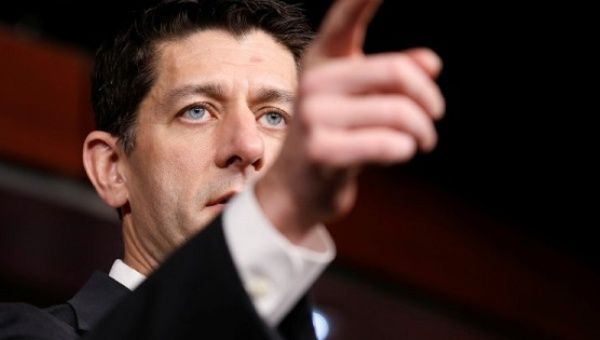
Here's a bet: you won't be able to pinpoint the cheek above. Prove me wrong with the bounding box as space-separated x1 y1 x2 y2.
168 132 216 175
127 154 177 211
127 133 203 204
145 133 217 212
148 124 215 169
126 140 215 232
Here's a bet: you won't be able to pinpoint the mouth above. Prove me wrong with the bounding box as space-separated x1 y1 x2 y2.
206 191 238 207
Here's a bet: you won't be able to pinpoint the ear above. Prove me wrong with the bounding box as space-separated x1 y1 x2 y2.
83 131 129 208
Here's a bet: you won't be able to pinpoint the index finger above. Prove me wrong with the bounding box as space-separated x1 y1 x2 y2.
309 0 383 61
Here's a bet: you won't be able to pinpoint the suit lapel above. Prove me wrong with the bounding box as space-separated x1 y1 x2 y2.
68 271 130 333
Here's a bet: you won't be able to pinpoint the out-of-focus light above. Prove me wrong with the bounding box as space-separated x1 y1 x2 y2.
312 309 330 340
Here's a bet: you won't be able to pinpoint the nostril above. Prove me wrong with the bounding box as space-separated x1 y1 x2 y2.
225 155 243 168
224 155 263 171
252 158 264 171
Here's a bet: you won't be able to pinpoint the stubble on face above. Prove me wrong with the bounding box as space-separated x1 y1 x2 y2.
119 29 298 273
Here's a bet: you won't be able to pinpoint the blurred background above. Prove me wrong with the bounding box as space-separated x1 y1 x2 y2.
0 1 598 339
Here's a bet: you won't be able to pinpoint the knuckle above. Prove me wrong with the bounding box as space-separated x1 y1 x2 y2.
388 56 412 80
390 97 412 121
299 70 322 95
389 56 423 95
305 132 327 163
297 97 321 127
372 138 396 160
376 142 396 160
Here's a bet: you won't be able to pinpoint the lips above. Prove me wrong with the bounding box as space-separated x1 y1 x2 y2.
206 191 239 207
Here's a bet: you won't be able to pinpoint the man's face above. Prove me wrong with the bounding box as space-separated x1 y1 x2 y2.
121 29 297 264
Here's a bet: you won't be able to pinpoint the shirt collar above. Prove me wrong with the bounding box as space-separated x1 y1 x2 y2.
108 259 147 291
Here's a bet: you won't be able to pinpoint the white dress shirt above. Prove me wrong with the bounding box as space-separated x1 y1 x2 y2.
109 182 335 328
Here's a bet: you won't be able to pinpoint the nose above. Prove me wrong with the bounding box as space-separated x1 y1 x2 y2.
214 106 264 172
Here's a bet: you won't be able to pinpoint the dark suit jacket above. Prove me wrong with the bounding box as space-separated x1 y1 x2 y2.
0 216 317 339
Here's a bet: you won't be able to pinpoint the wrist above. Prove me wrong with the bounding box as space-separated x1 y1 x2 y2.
254 172 317 245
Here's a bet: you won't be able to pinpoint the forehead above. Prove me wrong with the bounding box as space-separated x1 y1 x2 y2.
152 29 298 94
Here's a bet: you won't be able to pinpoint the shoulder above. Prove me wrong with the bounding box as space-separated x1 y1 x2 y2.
0 302 78 340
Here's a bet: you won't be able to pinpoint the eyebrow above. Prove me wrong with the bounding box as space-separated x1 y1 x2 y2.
253 88 296 105
164 83 296 108
165 83 226 106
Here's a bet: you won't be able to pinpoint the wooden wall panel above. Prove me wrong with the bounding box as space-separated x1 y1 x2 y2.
330 173 600 338
0 28 94 177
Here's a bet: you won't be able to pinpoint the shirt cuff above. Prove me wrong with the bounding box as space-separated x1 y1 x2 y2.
222 180 336 327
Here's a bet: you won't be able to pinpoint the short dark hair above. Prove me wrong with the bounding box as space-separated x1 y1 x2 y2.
91 0 313 153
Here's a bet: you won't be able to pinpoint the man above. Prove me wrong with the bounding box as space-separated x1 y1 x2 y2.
0 0 444 339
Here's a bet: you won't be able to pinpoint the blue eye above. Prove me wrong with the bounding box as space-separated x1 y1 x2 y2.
184 105 207 120
260 111 286 129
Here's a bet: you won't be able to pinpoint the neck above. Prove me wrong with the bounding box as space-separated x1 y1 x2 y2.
121 215 159 276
